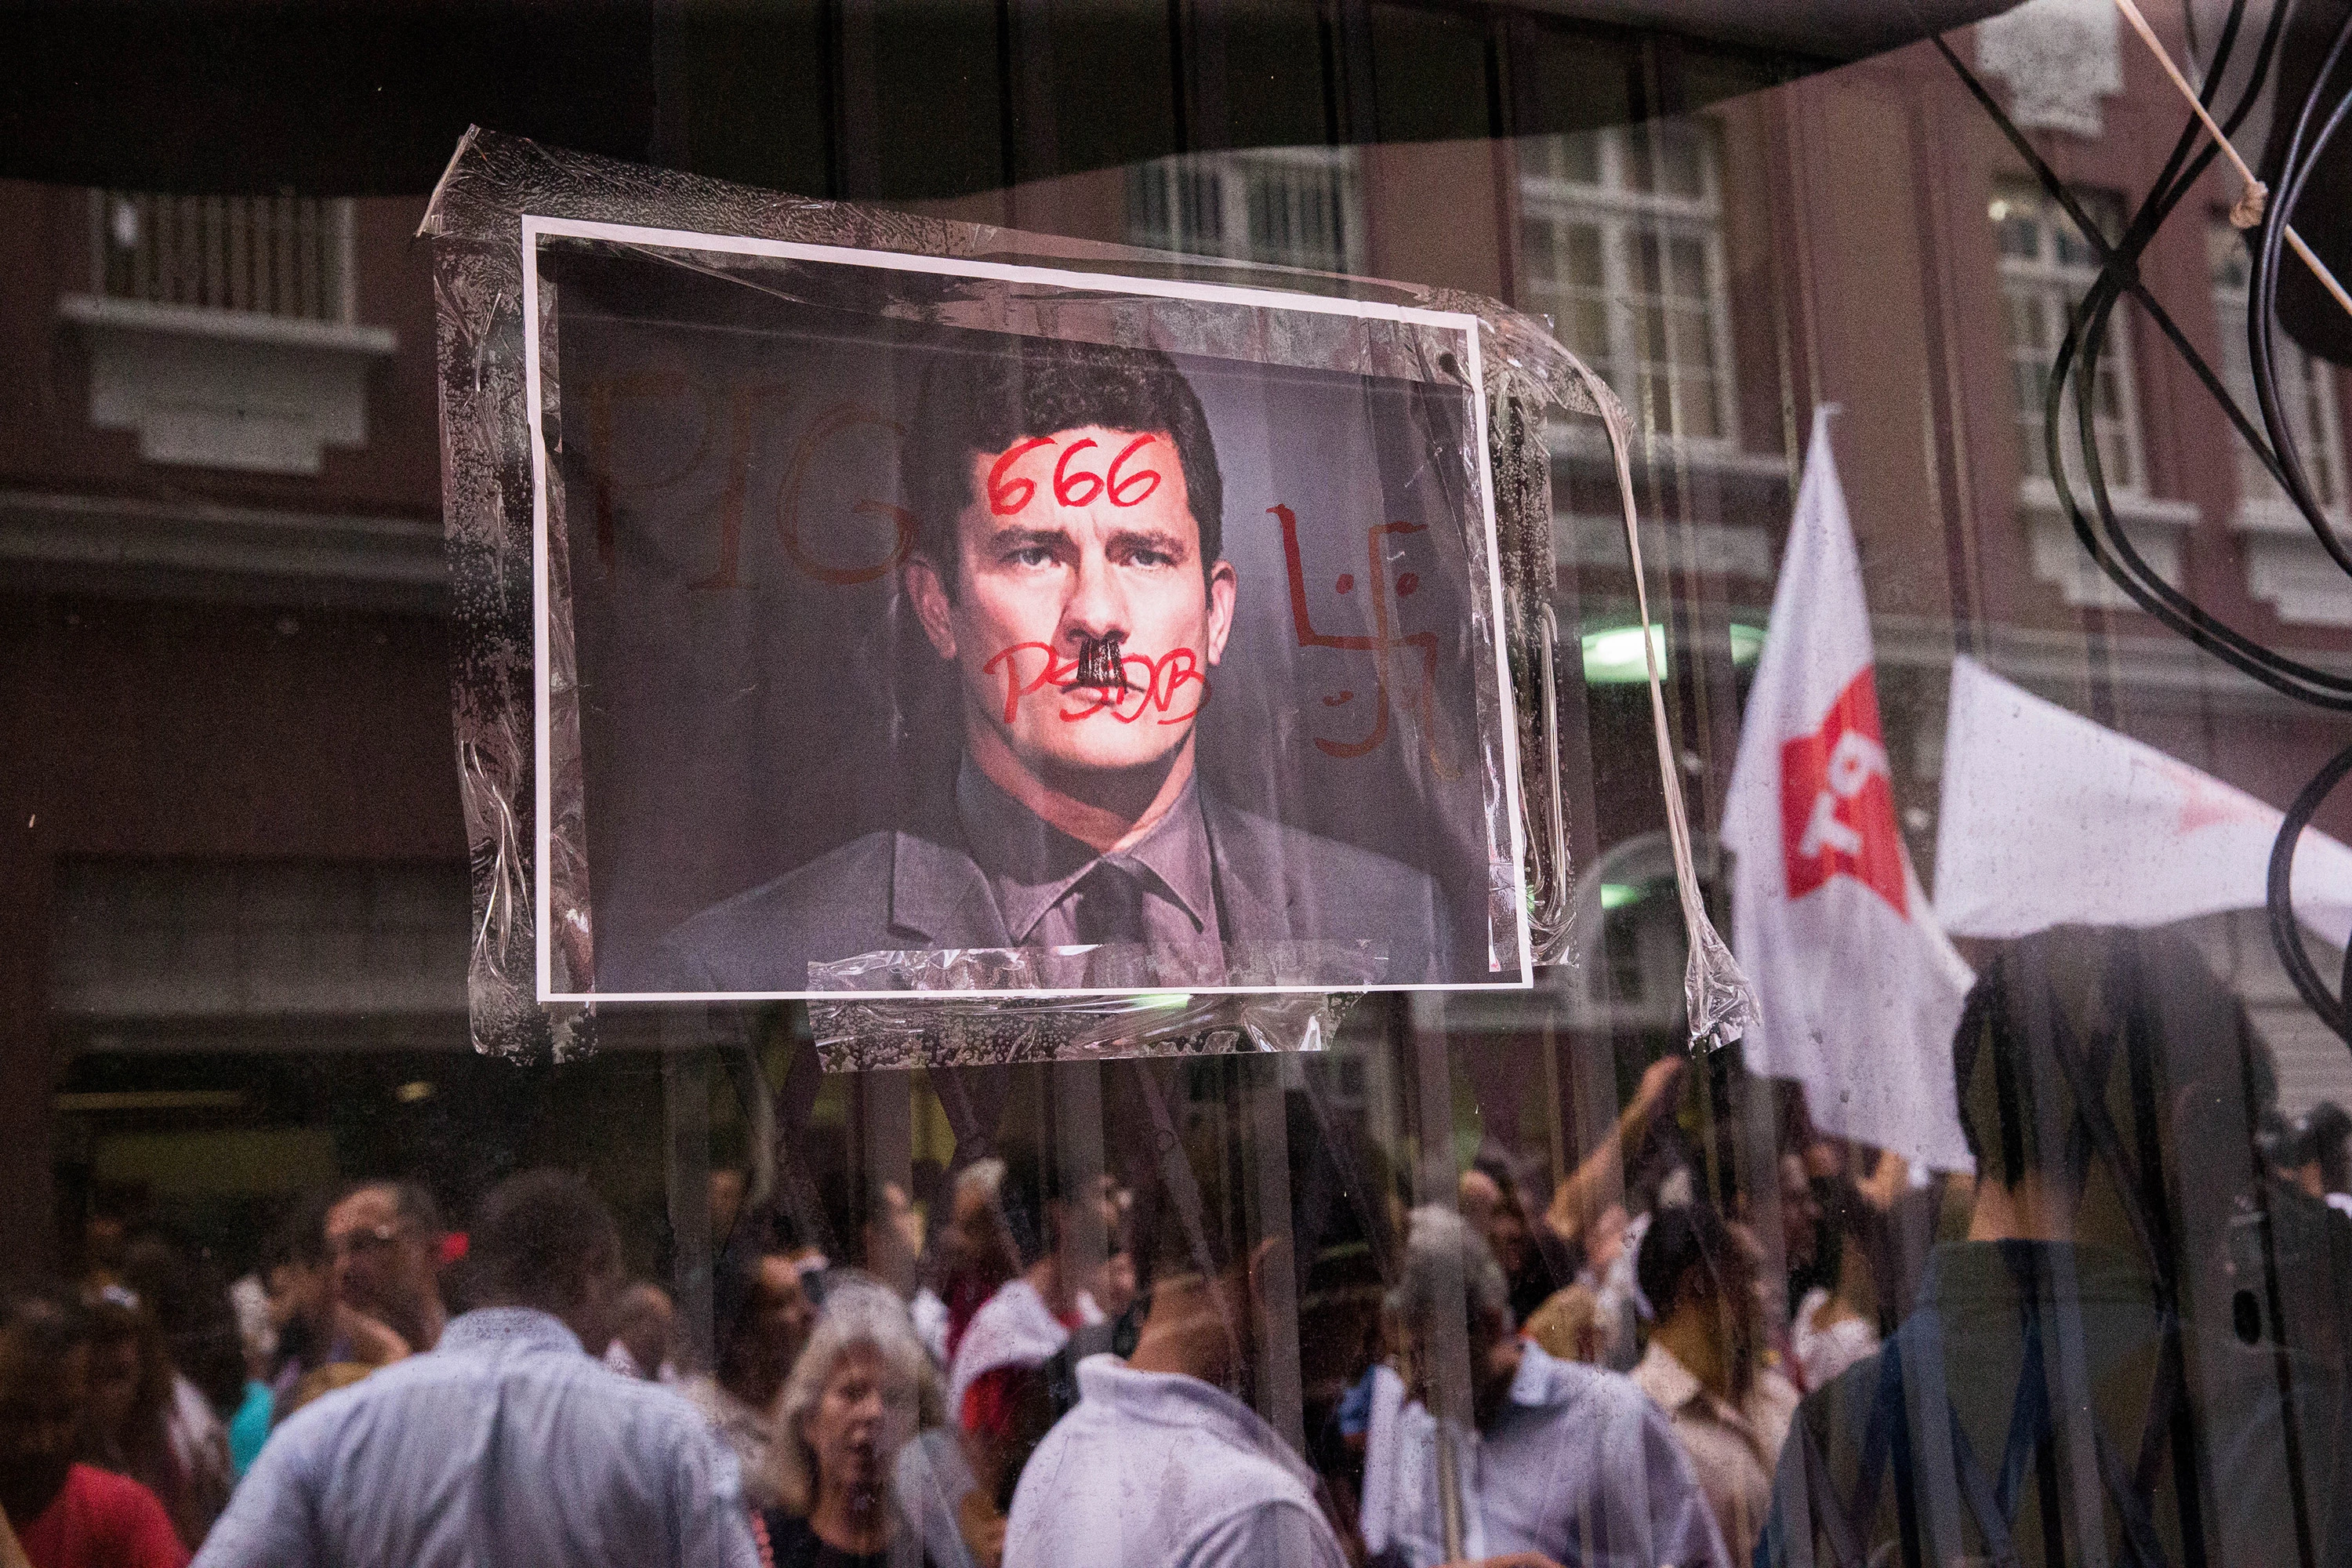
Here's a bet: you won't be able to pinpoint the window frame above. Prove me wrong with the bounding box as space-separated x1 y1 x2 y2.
1991 180 2150 499
1516 119 1742 452
1125 146 1367 276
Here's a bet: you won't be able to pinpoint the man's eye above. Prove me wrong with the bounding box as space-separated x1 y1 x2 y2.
1006 546 1057 568
1123 547 1173 568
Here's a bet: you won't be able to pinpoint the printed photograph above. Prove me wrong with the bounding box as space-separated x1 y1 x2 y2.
532 229 1527 996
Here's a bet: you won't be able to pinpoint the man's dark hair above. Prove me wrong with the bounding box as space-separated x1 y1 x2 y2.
0 1283 86 1359
1125 1068 1352 1308
467 1170 620 1308
1951 926 2165 1195
263 1190 336 1273
906 335 1225 596
1636 1200 1743 1318
342 1178 444 1238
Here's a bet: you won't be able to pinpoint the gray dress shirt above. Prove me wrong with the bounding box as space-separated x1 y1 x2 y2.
1383 1342 1731 1568
1003 1354 1349 1568
956 760 1225 957
192 1307 760 1568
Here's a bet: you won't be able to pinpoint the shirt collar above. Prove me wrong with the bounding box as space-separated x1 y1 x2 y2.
1632 1340 1705 1413
954 757 1216 941
1506 1338 1560 1407
1073 1356 1322 1494
437 1307 583 1359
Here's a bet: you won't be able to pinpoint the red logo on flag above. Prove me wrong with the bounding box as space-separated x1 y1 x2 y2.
1780 668 1907 914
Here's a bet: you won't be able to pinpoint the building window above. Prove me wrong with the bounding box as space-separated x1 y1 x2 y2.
1127 147 1364 274
1517 121 1737 446
1991 181 2145 492
2209 219 2347 516
91 191 354 323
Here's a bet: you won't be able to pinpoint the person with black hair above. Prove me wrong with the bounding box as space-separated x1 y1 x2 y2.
1757 925 2316 1568
1 1284 187 1568
647 334 1455 992
1001 1066 1351 1568
1629 1201 1797 1568
939 1145 1115 1568
323 1181 448 1353
195 1169 760 1568
259 1191 408 1414
684 1228 819 1515
2288 1099 2352 1218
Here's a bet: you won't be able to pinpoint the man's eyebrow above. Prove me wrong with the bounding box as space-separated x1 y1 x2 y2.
1106 526 1192 559
982 524 1073 552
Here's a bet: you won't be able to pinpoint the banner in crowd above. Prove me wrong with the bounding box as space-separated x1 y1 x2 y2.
1935 655 2352 948
1725 407 1976 1173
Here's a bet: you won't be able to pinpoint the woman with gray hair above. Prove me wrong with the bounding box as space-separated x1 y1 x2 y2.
758 1275 947 1568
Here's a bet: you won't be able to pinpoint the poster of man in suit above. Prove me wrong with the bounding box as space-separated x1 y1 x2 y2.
530 224 1529 998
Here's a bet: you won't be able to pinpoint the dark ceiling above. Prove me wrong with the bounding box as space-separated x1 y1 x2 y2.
0 0 2018 198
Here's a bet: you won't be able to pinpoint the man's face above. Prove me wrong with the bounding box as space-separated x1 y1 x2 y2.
328 1188 433 1324
1780 1155 1821 1272
908 426 1237 786
863 1182 924 1295
85 1334 142 1432
1397 1304 1520 1434
266 1258 331 1334
752 1256 815 1383
566 1252 626 1359
0 1331 85 1523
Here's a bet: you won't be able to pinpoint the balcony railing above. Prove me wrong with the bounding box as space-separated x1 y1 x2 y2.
93 191 351 323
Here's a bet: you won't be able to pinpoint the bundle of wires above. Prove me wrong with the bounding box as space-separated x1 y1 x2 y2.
1933 0 2352 1044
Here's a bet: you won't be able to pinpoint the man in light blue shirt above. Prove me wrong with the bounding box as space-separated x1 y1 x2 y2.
1004 1081 1352 1568
1373 1207 1730 1568
195 1170 760 1568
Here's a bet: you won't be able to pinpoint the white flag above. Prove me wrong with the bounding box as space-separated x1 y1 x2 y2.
1934 655 2352 947
1724 408 1977 1172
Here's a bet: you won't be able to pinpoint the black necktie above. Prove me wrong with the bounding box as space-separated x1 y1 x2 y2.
1067 860 1147 945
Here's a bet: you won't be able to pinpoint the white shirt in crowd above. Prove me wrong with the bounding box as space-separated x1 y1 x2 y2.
1791 1287 1879 1392
911 1285 952 1368
1630 1340 1798 1568
1003 1355 1348 1568
1374 1341 1730 1568
946 1277 1102 1417
601 1339 678 1384
194 1307 758 1568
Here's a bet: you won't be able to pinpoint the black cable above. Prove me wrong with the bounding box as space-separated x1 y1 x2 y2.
2267 740 2352 1040
1934 29 2352 708
1935 12 2352 1045
2250 3 2352 580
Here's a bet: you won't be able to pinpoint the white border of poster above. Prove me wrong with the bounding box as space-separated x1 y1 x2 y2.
521 214 1531 1002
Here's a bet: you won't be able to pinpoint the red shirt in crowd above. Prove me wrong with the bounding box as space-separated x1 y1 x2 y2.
15 1464 189 1568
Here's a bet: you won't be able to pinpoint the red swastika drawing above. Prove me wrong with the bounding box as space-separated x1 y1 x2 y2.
1779 667 1907 915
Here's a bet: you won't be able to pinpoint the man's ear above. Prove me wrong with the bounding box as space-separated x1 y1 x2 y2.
1203 559 1238 666
904 554 959 661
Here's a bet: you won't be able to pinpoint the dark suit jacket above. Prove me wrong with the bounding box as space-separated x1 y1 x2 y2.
633 780 1465 991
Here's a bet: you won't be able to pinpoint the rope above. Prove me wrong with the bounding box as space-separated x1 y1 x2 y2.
2111 0 2352 319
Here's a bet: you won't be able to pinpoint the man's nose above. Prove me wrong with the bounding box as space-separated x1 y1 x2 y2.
1058 550 1130 648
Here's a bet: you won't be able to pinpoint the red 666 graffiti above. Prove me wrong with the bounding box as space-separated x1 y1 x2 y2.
986 434 1163 514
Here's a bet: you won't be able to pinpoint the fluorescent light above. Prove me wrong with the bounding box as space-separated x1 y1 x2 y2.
1581 623 1667 684
1580 621 1766 683
1599 882 1643 909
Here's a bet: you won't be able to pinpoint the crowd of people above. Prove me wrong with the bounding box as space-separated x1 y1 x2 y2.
6 928 2352 1568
